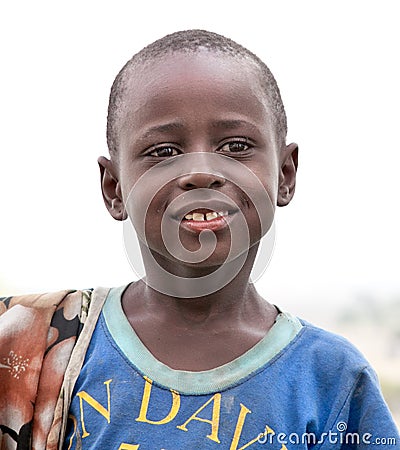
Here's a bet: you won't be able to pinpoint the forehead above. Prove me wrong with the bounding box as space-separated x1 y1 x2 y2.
119 51 272 147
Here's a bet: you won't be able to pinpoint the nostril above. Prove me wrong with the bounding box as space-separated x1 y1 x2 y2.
210 178 224 188
178 172 226 190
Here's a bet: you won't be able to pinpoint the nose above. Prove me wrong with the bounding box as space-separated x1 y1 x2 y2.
177 171 226 190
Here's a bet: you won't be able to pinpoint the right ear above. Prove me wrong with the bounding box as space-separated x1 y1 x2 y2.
97 156 127 221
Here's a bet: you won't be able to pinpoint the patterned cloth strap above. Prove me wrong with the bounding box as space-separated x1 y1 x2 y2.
0 287 110 450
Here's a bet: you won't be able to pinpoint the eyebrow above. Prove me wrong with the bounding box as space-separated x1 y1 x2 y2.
210 119 259 132
138 122 185 141
138 119 259 141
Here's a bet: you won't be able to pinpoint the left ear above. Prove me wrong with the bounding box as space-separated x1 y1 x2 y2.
277 142 298 207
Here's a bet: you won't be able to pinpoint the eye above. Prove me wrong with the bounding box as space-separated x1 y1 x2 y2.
148 146 180 157
218 140 252 154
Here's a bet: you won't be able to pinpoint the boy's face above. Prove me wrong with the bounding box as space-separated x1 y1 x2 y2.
100 51 297 269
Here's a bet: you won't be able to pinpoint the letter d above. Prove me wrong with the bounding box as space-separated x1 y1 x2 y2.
136 376 180 425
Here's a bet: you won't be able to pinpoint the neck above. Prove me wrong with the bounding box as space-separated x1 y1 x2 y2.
125 243 269 327
121 242 278 370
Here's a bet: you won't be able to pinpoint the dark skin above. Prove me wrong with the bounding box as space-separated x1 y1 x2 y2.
98 51 298 371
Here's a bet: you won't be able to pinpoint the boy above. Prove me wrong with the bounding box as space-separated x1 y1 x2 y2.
0 30 398 449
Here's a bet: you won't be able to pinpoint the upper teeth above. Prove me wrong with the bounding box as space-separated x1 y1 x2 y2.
184 211 228 221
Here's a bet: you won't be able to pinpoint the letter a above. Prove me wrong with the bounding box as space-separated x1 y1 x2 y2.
118 444 140 449
176 393 221 443
230 405 276 450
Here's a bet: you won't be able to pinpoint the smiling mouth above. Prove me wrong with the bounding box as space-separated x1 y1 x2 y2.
178 208 236 233
168 197 239 233
182 209 229 222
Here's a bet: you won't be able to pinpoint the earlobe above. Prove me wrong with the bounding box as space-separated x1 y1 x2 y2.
277 142 298 207
98 156 127 221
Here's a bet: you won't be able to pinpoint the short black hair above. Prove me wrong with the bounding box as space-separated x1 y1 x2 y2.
107 29 287 156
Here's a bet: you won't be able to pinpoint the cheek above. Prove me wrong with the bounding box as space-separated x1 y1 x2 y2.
124 178 171 242
235 170 277 239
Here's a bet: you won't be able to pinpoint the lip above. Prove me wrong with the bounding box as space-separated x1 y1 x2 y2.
169 198 239 221
179 211 236 233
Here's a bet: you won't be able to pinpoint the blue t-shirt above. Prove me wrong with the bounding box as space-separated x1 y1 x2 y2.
63 286 399 449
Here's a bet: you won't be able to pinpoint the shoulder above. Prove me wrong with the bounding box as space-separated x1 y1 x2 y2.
0 287 111 381
0 287 116 329
291 319 400 440
0 289 99 351
0 288 94 319
298 318 369 361
290 318 372 380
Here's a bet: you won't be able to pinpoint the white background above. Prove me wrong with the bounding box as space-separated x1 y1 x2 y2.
1 0 399 318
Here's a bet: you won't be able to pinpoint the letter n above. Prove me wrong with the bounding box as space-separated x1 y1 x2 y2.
76 379 112 438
